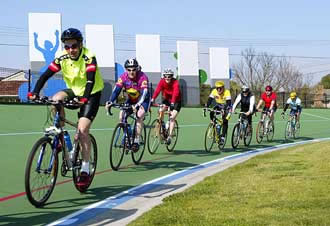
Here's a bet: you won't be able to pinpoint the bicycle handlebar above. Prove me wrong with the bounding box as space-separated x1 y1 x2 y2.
203 108 224 117
31 96 82 108
107 103 132 116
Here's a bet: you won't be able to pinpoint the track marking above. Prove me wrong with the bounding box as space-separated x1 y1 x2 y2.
302 112 330 120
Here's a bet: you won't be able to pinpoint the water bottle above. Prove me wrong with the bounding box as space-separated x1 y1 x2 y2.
64 131 73 151
216 124 221 135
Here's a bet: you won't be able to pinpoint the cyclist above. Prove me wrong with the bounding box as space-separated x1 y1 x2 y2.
150 68 181 145
205 80 232 143
106 58 150 151
256 85 277 123
28 28 104 188
281 92 302 123
231 85 255 132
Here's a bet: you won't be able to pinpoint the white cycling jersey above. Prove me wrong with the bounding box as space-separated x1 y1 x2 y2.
286 97 301 110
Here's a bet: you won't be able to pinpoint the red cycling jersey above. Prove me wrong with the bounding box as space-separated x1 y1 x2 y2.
261 92 277 108
152 78 181 103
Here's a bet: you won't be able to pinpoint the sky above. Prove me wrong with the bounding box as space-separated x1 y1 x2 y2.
1 0 330 83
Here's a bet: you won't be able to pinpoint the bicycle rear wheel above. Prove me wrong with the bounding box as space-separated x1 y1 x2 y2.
109 124 125 171
147 119 161 154
294 121 300 138
231 123 240 149
25 136 58 207
132 126 146 164
72 134 98 193
166 120 179 152
244 126 253 146
266 120 275 142
204 123 215 152
256 121 264 144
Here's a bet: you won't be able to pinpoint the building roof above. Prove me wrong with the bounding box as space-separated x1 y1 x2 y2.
0 67 28 81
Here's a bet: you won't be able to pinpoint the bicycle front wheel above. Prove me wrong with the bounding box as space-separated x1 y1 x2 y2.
132 126 146 164
266 120 275 142
231 123 240 149
72 134 98 193
166 120 179 152
294 121 300 138
109 124 125 171
256 121 264 144
204 123 215 152
25 136 58 207
147 119 161 154
285 121 291 140
244 126 253 146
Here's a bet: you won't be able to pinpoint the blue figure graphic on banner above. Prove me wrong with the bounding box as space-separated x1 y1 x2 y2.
19 29 66 101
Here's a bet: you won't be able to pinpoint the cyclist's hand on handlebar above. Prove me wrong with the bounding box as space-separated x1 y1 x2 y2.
78 97 88 104
133 103 140 112
27 92 38 101
170 103 175 111
105 101 113 114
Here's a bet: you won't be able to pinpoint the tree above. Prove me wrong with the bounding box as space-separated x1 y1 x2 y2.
320 74 330 89
232 48 306 92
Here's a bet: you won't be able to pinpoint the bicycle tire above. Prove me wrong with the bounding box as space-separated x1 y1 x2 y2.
132 126 146 164
285 120 291 140
231 123 240 149
266 120 275 142
294 121 300 139
218 130 227 150
72 134 98 193
244 126 253 146
25 136 58 207
147 119 161 154
109 124 125 171
256 121 264 144
166 120 179 152
204 123 215 152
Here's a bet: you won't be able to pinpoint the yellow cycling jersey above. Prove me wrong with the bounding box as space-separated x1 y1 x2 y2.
54 47 104 96
209 89 231 104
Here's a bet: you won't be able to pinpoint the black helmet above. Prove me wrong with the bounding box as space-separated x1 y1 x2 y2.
124 58 139 68
241 85 250 93
61 28 83 42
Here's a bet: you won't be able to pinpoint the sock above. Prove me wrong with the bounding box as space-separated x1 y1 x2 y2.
81 161 90 174
134 137 140 143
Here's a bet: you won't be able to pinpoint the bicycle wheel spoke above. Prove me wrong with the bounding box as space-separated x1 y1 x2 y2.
204 123 215 152
109 125 125 171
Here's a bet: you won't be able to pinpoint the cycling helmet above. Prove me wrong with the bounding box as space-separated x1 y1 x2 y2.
290 92 297 99
162 68 174 78
124 58 139 68
265 85 273 91
61 28 83 42
241 85 250 93
215 81 225 88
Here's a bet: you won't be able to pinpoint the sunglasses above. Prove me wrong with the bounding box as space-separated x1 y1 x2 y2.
164 75 173 78
64 43 79 50
127 68 137 72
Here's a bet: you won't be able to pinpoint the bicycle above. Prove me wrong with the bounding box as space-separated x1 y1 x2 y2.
283 112 300 139
203 108 227 152
108 103 146 171
24 97 97 207
231 112 253 149
256 110 275 143
147 103 179 154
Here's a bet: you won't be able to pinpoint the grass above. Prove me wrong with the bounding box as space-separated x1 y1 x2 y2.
129 141 330 226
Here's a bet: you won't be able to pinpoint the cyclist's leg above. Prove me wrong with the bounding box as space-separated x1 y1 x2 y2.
221 108 228 138
247 114 252 132
135 98 149 143
78 91 101 174
51 89 72 127
168 102 181 137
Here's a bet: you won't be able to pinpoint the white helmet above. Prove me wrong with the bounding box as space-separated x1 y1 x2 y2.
162 68 175 79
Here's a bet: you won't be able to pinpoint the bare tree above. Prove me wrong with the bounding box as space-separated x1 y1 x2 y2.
232 48 305 92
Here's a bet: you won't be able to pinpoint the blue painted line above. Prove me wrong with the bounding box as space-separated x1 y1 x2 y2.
48 137 330 226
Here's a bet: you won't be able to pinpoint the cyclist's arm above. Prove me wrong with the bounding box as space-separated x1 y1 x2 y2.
248 95 255 114
225 99 232 110
297 98 302 112
136 88 148 106
171 80 180 104
256 99 263 109
206 96 214 108
32 60 60 95
231 94 241 112
82 57 97 99
269 100 275 111
151 79 163 100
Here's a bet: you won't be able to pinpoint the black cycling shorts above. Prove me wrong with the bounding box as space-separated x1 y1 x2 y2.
162 99 182 112
62 89 101 121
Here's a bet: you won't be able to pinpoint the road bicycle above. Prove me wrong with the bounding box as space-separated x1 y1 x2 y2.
203 108 227 152
283 112 300 139
231 112 253 149
108 103 146 171
147 103 179 154
256 110 275 143
24 97 97 207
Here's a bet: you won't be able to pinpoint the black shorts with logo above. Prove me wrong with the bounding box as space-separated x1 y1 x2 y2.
63 89 101 121
162 99 182 112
